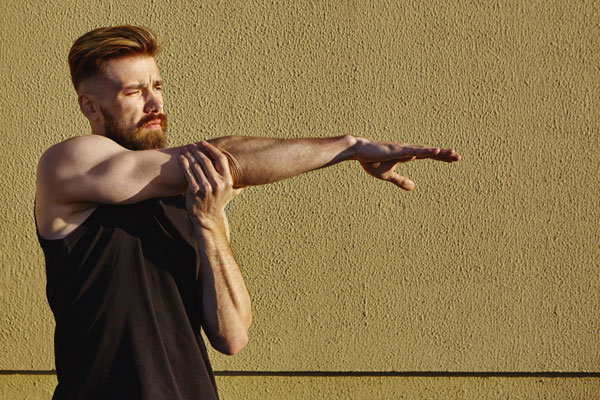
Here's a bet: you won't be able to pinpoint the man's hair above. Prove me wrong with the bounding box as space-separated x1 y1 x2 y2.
68 25 159 91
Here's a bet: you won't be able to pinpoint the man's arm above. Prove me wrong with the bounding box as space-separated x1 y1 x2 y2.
36 134 459 236
36 134 190 238
207 135 460 190
38 133 458 205
179 144 251 355
36 135 187 206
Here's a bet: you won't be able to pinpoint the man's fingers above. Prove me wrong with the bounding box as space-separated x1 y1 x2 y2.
231 187 244 197
188 144 224 189
178 154 200 193
401 146 440 158
408 151 461 163
397 156 417 164
183 150 212 194
413 148 460 162
435 148 461 162
389 173 415 191
197 141 231 178
397 144 460 162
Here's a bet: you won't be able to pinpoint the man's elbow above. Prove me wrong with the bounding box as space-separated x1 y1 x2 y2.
212 333 249 356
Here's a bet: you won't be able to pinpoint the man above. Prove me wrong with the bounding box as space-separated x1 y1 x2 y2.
35 25 460 399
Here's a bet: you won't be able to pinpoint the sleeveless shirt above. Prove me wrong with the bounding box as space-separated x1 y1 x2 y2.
36 196 219 400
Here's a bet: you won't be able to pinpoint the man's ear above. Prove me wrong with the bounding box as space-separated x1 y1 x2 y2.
78 93 101 122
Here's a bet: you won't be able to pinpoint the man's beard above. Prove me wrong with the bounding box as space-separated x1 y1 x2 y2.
101 108 168 150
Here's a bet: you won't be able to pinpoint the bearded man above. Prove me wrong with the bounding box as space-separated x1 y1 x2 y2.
35 25 460 399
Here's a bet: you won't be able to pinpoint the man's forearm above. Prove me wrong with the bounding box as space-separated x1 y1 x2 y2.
195 223 252 356
207 135 357 187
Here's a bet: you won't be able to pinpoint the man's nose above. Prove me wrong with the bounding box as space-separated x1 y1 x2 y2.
144 91 163 114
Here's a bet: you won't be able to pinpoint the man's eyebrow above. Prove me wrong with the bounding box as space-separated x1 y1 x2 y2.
121 80 164 90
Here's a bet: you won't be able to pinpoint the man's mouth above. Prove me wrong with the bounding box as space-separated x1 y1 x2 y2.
144 119 162 129
138 114 167 133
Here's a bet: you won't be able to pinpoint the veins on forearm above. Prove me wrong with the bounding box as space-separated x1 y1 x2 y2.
208 135 358 188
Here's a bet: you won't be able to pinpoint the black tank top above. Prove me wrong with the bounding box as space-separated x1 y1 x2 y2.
36 196 219 400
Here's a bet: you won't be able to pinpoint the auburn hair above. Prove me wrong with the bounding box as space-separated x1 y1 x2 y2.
68 25 159 91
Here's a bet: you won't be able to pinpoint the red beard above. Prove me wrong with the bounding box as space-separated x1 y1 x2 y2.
102 108 168 150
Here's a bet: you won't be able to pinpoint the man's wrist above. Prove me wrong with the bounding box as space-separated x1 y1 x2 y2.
342 134 365 161
192 217 227 238
332 134 356 161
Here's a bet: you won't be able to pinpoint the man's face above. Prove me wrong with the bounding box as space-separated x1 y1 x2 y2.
94 56 168 150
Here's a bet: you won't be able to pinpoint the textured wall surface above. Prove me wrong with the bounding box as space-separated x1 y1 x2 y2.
1 0 598 398
1 374 600 400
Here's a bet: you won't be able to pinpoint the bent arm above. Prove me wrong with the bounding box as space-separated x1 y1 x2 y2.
179 146 251 355
194 222 251 355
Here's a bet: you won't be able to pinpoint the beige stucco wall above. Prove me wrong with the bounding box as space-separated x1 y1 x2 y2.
1 0 598 398
2 374 600 400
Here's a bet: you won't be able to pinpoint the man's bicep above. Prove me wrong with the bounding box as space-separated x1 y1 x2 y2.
40 136 186 205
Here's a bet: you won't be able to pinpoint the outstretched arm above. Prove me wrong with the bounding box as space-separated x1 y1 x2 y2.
36 134 459 237
179 143 251 355
208 135 460 190
39 134 458 206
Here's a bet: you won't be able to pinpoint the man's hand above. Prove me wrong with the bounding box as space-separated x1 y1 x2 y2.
179 141 243 233
179 141 251 355
353 137 461 191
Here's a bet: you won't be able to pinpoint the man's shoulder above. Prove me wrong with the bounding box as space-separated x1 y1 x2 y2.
38 135 126 177
41 135 119 163
35 136 128 239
